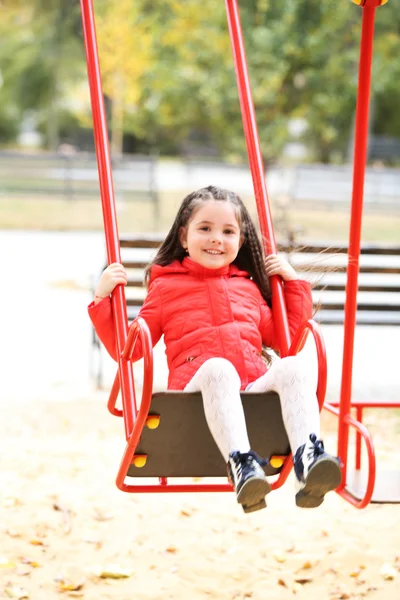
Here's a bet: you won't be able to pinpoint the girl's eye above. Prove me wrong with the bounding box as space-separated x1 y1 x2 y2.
200 226 210 231
224 230 235 235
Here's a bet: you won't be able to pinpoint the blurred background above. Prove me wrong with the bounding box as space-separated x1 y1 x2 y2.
0 7 399 599
0 0 399 403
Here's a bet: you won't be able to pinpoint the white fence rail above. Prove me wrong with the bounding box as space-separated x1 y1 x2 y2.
0 151 399 210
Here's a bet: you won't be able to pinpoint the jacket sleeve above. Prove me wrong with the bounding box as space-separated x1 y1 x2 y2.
259 279 313 351
88 280 163 362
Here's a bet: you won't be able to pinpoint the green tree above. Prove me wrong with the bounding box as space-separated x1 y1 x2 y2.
94 0 153 155
0 0 84 150
1 0 399 163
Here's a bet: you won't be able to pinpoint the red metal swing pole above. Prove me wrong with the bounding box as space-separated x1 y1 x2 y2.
80 0 137 437
225 0 291 356
337 1 382 505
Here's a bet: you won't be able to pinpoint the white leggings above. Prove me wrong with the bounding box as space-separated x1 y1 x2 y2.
184 355 320 462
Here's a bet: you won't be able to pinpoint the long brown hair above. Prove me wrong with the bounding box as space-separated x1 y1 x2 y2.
145 185 271 306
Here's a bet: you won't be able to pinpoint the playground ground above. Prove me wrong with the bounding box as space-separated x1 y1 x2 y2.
1 396 399 600
0 230 399 599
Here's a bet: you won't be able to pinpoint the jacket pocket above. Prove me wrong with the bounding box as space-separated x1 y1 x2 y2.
171 348 202 370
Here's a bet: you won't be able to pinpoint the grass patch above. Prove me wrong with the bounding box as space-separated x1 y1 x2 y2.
1 193 400 243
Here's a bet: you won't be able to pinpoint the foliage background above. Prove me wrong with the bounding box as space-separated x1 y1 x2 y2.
0 0 399 163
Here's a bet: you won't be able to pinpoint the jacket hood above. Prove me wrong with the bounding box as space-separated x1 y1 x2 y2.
149 257 250 284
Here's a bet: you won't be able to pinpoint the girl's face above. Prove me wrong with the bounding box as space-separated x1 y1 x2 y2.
179 200 242 269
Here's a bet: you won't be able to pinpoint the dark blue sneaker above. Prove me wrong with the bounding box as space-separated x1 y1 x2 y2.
227 450 271 514
293 434 342 508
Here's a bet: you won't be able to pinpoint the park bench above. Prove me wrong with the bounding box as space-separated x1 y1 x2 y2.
103 234 400 327
91 235 400 381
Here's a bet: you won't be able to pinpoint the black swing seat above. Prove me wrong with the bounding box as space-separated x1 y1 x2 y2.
127 391 290 479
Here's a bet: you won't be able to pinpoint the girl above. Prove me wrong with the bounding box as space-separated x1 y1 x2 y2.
89 185 341 514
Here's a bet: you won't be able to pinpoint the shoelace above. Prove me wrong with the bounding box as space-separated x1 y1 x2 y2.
233 450 269 469
307 433 325 460
246 450 269 467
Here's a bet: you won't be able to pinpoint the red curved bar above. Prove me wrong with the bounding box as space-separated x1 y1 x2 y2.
289 319 327 409
225 0 291 357
107 372 123 417
324 403 376 508
116 318 154 492
119 482 234 494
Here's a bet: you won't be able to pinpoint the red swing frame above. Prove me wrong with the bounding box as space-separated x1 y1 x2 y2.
80 0 385 507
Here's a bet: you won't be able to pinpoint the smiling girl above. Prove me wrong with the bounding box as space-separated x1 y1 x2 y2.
89 186 341 513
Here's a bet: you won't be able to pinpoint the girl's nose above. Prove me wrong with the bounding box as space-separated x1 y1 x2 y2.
210 232 223 244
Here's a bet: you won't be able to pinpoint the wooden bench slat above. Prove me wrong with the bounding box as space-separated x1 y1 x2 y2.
124 260 150 269
293 265 400 275
315 310 400 325
282 244 400 256
313 283 400 293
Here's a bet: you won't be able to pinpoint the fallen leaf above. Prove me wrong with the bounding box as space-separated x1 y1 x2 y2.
4 586 29 599
292 582 303 594
330 584 351 599
19 558 40 568
55 566 86 591
0 556 16 568
299 560 313 570
6 529 22 538
58 582 85 592
93 508 113 522
272 550 286 563
28 539 45 546
321 530 329 537
295 577 313 585
3 497 22 508
53 502 72 535
380 563 396 580
16 564 32 576
89 564 134 579
82 536 103 549
180 509 192 517
277 579 287 587
165 546 178 554
349 568 361 578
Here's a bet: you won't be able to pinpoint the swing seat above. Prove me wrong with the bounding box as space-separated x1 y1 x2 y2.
109 317 326 493
127 391 289 479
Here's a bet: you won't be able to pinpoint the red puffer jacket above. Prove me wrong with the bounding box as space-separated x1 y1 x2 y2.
88 257 313 390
